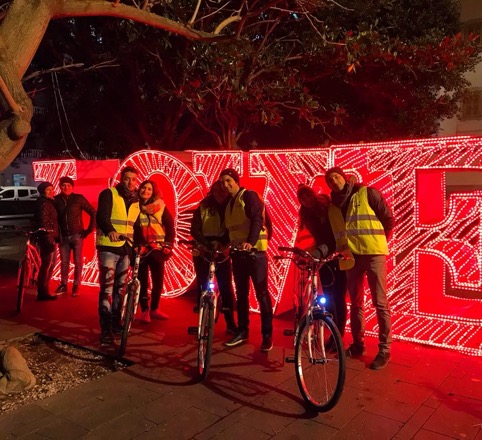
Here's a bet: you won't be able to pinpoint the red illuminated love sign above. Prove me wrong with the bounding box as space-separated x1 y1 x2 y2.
33 136 482 355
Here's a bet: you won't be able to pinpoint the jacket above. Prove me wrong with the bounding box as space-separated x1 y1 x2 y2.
54 193 96 237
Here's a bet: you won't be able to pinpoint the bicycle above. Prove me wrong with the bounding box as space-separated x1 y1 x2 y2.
180 239 231 381
275 246 347 412
17 228 45 313
118 236 171 357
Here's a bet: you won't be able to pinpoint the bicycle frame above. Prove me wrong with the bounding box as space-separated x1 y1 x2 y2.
196 257 219 337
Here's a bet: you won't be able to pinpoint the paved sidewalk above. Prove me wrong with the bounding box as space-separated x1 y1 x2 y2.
1 280 482 439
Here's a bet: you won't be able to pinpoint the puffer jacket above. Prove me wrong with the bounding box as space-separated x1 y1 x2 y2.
54 193 96 237
33 196 59 244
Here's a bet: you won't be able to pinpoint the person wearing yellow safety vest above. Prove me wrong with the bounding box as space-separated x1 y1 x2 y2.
190 180 237 334
134 180 175 324
325 167 394 370
219 168 274 352
96 166 140 346
296 184 349 338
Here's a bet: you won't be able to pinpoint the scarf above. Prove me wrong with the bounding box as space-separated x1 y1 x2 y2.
331 179 356 208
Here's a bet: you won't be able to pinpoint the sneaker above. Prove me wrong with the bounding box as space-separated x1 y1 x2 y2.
151 309 169 320
140 309 151 323
100 330 115 346
370 351 391 370
37 294 57 301
260 336 273 352
224 332 248 347
72 286 79 297
345 343 366 358
55 284 67 295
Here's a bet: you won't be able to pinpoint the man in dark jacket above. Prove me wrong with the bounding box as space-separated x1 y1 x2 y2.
220 168 274 352
54 176 96 297
326 167 394 370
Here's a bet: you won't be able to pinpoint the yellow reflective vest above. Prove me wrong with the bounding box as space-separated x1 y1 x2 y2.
96 187 140 247
328 186 388 256
139 201 166 248
225 189 269 251
200 204 224 238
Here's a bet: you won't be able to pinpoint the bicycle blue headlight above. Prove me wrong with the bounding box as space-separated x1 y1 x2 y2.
317 295 327 306
208 282 215 290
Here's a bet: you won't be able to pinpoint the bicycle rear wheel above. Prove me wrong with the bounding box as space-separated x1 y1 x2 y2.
295 314 346 412
198 302 214 381
119 286 136 357
16 259 29 313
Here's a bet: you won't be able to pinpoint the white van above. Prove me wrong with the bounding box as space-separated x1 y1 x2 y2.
0 186 39 201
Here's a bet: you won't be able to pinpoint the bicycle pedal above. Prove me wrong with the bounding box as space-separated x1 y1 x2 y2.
192 306 199 313
285 356 295 363
187 326 198 335
283 329 294 336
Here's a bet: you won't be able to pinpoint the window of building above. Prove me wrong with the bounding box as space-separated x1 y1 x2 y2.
461 88 482 120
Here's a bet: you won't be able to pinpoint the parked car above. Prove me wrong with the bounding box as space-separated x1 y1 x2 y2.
0 186 39 227
0 186 39 201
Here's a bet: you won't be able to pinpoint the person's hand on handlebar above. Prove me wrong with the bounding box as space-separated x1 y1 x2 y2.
241 242 253 251
108 231 121 242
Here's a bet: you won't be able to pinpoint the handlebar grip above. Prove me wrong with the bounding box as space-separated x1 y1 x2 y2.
178 239 195 246
278 246 295 252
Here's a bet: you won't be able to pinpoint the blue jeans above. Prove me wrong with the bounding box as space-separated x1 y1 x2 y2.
346 254 392 353
97 251 129 331
59 233 83 287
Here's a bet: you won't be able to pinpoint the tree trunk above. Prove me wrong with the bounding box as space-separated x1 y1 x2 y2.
0 0 220 171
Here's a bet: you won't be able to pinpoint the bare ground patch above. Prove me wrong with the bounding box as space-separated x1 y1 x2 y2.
0 333 129 414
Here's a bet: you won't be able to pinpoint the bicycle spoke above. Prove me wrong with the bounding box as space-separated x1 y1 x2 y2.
295 316 345 412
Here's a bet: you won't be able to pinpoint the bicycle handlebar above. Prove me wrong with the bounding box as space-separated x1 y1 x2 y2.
119 235 172 249
276 246 350 266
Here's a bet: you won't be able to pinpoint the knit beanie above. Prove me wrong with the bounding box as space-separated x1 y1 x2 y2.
59 176 74 186
37 182 53 195
219 168 240 184
325 167 348 183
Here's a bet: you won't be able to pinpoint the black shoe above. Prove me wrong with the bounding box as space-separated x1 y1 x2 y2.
55 284 67 295
100 330 115 346
37 294 57 301
345 343 366 358
224 332 248 347
260 336 273 352
72 286 80 297
370 351 391 370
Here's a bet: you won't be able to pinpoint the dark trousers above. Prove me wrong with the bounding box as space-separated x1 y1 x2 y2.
193 255 236 326
320 262 348 337
138 250 167 312
231 251 273 338
37 242 56 297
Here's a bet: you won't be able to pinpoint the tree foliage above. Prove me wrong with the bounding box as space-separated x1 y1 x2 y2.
1 0 481 168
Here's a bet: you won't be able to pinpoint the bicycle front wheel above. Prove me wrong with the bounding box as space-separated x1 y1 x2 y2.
119 286 136 357
198 303 214 381
16 259 29 313
295 315 346 412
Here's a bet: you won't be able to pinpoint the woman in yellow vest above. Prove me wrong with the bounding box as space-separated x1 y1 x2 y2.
190 180 237 334
297 184 348 338
134 180 175 323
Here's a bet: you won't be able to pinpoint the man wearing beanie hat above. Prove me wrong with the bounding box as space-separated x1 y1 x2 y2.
54 176 96 297
33 182 59 300
219 168 274 351
325 167 394 370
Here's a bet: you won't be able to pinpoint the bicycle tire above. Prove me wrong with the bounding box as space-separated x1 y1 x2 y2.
119 286 136 357
198 303 214 381
294 314 346 412
16 259 28 313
